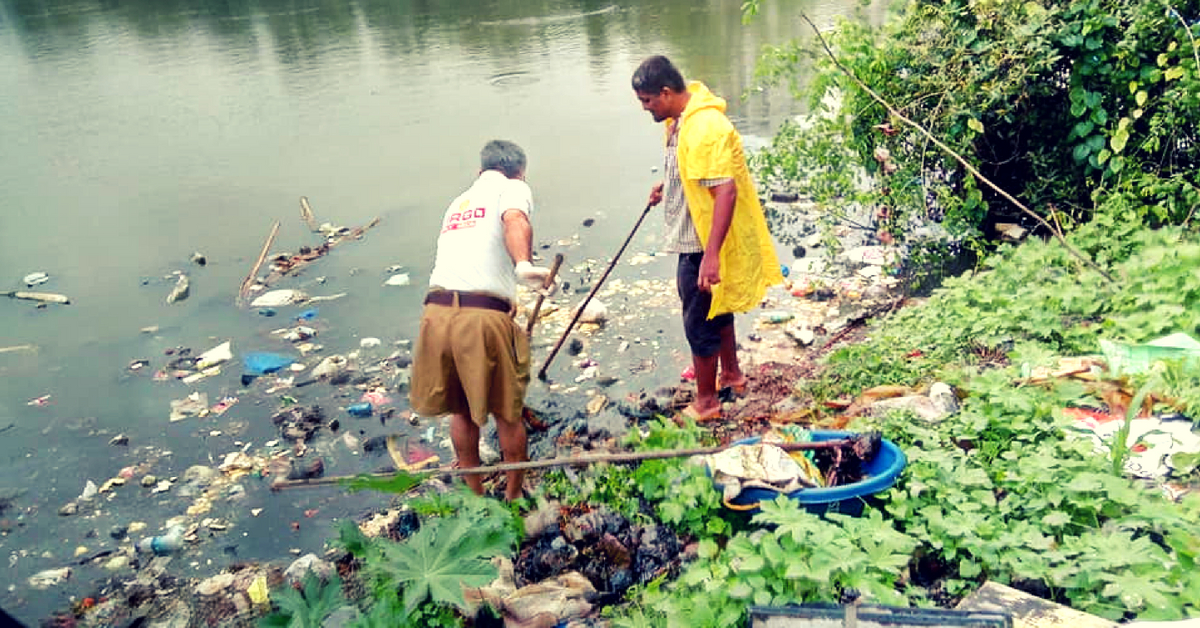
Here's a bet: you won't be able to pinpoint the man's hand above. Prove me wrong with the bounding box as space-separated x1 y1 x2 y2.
515 261 559 295
697 252 721 292
647 182 664 207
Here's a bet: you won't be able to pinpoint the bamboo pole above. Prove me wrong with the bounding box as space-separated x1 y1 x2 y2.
269 438 852 491
237 220 280 305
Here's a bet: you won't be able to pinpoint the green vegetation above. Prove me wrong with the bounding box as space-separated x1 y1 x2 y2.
748 0 1199 249
601 139 1200 623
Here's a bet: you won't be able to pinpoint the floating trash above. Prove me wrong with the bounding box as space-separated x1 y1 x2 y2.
23 271 49 287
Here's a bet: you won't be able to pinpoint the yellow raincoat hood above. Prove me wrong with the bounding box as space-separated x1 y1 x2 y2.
666 81 783 317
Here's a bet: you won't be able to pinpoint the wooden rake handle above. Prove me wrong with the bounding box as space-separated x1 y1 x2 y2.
526 253 565 335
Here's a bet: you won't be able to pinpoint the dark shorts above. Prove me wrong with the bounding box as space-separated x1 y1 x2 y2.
677 252 733 358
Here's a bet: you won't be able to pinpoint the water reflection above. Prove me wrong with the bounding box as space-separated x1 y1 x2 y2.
3 0 886 130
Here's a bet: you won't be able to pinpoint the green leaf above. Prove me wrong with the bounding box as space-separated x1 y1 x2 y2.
1111 128 1129 154
262 572 345 628
729 581 753 599
372 501 515 613
1135 90 1147 106
1072 142 1091 162
736 554 765 572
1164 66 1185 81
959 558 981 578
1041 511 1071 527
967 118 984 133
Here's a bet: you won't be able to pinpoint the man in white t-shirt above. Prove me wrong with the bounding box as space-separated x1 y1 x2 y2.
410 140 554 501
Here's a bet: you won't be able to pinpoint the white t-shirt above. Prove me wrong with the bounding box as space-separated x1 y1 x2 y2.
428 170 533 301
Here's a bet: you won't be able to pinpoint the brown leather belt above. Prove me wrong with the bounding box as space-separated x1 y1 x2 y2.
424 290 512 313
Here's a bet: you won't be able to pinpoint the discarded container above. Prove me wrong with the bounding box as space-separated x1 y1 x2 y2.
347 402 373 418
136 526 184 556
166 274 190 304
251 289 309 308
1099 333 1200 375
383 273 411 287
714 430 906 516
747 603 1010 627
23 272 50 287
195 341 233 370
759 311 794 324
4 290 70 305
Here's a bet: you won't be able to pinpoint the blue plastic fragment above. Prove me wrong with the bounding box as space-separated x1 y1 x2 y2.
295 308 318 321
242 352 296 376
780 264 790 277
258 308 277 317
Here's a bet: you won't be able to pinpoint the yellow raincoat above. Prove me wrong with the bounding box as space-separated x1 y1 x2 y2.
667 81 784 318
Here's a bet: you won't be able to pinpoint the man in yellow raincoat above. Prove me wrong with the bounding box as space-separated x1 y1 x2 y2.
632 55 783 422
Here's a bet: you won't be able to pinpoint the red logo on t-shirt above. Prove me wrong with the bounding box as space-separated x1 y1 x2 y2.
442 207 486 233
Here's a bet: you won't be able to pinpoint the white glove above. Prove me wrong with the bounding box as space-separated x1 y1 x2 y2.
515 261 558 296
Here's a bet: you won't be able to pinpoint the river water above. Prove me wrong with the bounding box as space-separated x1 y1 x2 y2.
0 0 885 621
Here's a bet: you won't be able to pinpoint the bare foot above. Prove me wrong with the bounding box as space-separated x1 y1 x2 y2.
680 402 722 422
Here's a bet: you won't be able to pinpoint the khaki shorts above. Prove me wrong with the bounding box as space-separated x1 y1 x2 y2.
409 299 530 427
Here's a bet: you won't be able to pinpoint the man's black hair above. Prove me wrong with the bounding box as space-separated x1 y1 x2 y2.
631 55 686 94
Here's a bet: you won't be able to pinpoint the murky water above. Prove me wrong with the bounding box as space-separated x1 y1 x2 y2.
0 0 886 621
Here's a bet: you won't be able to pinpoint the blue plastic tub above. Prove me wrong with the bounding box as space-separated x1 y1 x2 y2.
713 430 906 516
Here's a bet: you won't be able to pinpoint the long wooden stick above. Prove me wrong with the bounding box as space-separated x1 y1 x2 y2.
237 221 280 304
526 253 565 335
299 196 319 232
538 202 654 380
270 438 852 491
800 14 1114 284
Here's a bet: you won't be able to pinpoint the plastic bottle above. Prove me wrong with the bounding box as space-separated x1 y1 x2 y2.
760 311 795 324
136 526 184 556
347 402 373 418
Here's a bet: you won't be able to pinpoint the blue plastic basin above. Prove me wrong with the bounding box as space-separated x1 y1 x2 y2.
713 430 907 516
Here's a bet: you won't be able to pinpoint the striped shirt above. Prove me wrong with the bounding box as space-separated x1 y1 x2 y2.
661 120 733 253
